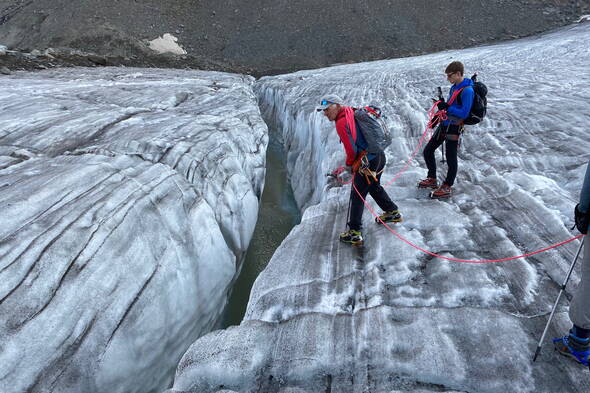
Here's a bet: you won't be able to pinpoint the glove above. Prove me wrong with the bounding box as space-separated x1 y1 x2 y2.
574 203 589 235
330 166 346 177
437 101 449 111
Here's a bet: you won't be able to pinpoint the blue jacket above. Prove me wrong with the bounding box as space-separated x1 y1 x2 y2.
580 161 590 231
443 78 475 126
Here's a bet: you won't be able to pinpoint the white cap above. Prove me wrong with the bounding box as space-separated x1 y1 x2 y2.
316 94 344 111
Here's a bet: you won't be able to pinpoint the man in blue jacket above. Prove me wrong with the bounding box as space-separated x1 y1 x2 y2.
418 61 474 198
553 161 590 367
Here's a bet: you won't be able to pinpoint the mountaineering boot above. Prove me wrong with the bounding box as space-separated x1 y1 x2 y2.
375 210 403 224
431 184 452 199
417 177 438 189
339 229 363 246
553 331 590 366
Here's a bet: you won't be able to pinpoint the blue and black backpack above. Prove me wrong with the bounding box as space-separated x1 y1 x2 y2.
457 73 488 125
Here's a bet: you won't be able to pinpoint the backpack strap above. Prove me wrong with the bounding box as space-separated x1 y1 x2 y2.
364 106 382 118
447 87 464 106
454 85 475 107
343 106 357 141
448 86 475 126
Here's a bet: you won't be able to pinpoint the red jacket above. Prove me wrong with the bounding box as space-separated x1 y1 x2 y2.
334 106 358 166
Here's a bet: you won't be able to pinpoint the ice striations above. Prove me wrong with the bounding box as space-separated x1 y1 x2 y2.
167 23 590 393
0 68 268 393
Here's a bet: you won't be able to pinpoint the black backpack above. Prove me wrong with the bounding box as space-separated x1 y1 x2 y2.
353 106 392 154
458 73 488 125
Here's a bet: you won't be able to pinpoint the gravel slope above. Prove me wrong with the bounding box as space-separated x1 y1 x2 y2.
0 0 588 75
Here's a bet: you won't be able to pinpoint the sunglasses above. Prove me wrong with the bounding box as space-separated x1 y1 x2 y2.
320 100 333 106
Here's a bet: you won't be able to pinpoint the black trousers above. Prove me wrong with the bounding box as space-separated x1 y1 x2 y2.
423 124 461 187
348 152 398 231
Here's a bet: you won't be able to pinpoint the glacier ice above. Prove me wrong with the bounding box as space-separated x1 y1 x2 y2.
0 68 268 393
167 23 590 393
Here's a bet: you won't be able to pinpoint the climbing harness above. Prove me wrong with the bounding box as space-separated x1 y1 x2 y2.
351 150 368 173
356 153 383 185
350 151 383 185
359 166 382 185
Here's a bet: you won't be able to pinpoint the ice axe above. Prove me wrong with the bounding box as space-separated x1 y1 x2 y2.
431 87 444 104
344 191 352 232
434 86 447 164
532 237 585 362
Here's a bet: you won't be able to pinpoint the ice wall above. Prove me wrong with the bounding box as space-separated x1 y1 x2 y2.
0 68 268 393
166 22 590 393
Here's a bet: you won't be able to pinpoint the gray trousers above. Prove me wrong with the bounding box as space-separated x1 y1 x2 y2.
569 240 590 329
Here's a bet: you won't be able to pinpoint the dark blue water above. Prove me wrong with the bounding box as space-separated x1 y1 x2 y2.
221 130 301 327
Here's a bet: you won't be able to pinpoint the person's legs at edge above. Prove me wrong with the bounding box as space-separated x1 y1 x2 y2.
348 171 371 230
368 152 398 212
443 138 459 186
424 134 444 180
340 170 371 244
554 240 590 365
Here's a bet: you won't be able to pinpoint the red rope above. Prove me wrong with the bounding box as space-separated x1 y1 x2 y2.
352 181 584 263
336 101 584 262
383 109 433 187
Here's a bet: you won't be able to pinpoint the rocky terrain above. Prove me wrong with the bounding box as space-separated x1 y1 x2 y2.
1 0 589 76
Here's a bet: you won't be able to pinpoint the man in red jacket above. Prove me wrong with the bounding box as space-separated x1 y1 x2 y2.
318 94 401 245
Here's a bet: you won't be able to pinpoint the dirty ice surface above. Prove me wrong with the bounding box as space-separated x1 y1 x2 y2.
0 68 267 393
168 22 590 393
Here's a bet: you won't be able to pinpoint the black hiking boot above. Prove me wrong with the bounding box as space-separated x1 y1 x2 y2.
375 210 403 224
339 229 363 246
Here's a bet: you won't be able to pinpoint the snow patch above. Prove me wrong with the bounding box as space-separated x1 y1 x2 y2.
148 33 187 55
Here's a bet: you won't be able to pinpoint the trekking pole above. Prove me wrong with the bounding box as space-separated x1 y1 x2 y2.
345 186 352 231
533 237 585 362
439 123 449 164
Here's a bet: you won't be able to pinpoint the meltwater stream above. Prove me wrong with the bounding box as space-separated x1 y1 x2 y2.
222 127 301 327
